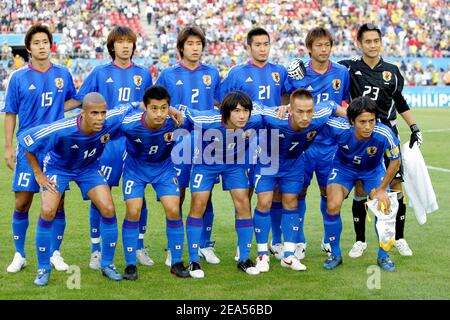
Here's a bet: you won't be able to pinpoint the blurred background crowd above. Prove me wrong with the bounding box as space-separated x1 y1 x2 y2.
1 0 449 90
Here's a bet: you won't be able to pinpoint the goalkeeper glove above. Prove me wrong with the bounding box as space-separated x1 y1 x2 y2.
409 124 423 148
287 58 306 80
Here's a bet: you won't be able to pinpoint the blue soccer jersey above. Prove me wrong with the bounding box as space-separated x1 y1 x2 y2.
3 63 76 136
75 62 153 110
322 117 400 172
219 61 287 107
18 107 128 172
255 101 338 194
156 63 220 110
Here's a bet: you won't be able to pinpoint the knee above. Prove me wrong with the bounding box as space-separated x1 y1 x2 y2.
327 200 341 215
257 196 272 212
15 198 32 212
126 210 140 222
166 206 181 220
99 203 116 218
40 205 57 221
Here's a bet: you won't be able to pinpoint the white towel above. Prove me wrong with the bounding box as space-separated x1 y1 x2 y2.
401 142 439 225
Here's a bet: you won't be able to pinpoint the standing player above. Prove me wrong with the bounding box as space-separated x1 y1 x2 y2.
67 26 154 269
254 89 347 272
18 93 127 286
119 86 189 279
3 23 76 273
185 91 261 278
156 26 221 266
285 27 350 259
219 27 288 259
339 24 422 258
320 97 401 271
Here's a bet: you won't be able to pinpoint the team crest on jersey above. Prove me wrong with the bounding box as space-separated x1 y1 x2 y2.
272 72 280 83
383 71 392 82
307 131 317 140
54 78 64 89
164 132 174 142
203 75 212 86
133 75 142 87
386 146 400 158
367 146 377 155
332 79 341 91
100 134 110 144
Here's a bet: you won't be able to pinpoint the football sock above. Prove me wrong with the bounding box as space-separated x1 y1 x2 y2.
51 211 66 253
186 216 203 263
281 208 300 257
236 218 253 261
12 211 29 257
297 197 306 243
270 201 282 245
374 217 389 258
137 199 148 250
324 212 342 257
89 203 101 253
395 195 406 240
36 216 53 272
166 218 184 265
122 219 139 266
352 196 367 242
200 201 214 248
253 208 270 255
100 215 118 268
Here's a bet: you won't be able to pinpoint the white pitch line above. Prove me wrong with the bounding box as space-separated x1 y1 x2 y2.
399 128 450 134
427 166 450 173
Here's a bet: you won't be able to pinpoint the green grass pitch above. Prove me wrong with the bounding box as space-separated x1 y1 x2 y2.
0 109 449 300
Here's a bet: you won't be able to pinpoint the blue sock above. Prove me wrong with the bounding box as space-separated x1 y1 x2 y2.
122 219 139 266
253 208 270 255
186 216 203 263
236 218 253 261
89 203 101 253
270 202 282 245
51 211 66 253
200 201 214 248
374 217 389 259
324 212 342 257
320 196 329 244
100 215 118 268
12 211 29 257
166 218 184 265
281 208 300 257
296 197 306 243
137 199 148 250
36 217 53 272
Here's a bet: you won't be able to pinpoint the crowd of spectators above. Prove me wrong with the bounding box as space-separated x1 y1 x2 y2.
1 0 449 90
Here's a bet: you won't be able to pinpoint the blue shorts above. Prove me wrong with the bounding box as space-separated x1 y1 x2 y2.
247 164 256 188
326 163 386 194
190 164 249 192
98 137 126 187
122 157 180 200
255 157 304 194
11 145 45 193
302 143 337 189
174 163 192 188
43 162 108 200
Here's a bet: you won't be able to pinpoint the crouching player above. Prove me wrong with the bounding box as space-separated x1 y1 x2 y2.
184 91 262 278
18 93 127 286
322 96 401 271
120 86 190 279
253 89 346 272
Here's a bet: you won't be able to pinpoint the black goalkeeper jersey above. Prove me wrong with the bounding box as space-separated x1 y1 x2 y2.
339 57 410 127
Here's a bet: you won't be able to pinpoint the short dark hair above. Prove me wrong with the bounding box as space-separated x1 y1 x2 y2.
347 96 378 123
290 88 314 104
176 26 206 58
221 91 253 122
25 23 53 51
305 27 333 49
143 85 171 106
357 23 382 42
106 26 137 60
246 27 270 46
